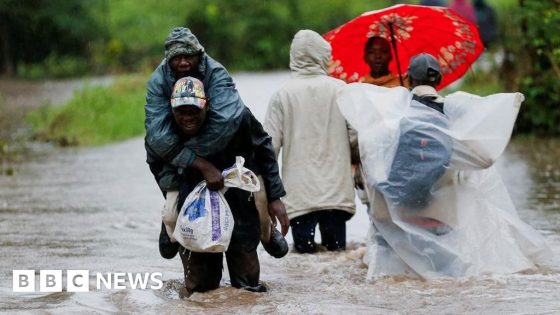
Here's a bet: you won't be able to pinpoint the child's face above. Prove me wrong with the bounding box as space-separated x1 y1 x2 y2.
364 38 392 77
173 106 207 136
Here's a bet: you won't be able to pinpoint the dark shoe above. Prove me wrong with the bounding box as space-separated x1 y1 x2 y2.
159 221 179 259
262 228 289 258
242 282 268 293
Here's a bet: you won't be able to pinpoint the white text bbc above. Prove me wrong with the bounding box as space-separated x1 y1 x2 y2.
13 270 163 292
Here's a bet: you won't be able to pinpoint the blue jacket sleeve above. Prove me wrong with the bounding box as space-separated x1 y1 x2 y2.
186 57 245 156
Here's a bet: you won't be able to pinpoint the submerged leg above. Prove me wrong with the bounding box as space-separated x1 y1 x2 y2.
318 210 352 251
179 247 223 296
225 242 266 292
290 212 319 253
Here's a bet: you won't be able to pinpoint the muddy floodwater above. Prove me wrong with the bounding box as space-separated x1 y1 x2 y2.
1 72 559 314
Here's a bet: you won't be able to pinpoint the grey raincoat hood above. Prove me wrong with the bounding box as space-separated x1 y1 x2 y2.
289 30 331 76
265 30 356 219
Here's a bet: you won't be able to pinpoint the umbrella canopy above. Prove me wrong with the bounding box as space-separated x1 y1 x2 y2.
324 4 484 89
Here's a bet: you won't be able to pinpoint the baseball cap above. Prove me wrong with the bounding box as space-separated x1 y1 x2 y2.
407 53 441 82
170 77 207 109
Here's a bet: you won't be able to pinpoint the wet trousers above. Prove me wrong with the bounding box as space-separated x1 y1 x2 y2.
179 242 261 294
290 209 352 253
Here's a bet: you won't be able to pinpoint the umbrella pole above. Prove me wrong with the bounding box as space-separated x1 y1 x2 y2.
388 22 404 87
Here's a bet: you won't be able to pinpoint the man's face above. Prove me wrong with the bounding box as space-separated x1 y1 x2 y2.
172 105 207 136
364 38 392 77
169 54 201 79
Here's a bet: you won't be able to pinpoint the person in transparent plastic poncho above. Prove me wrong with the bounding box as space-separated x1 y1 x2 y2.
337 53 553 279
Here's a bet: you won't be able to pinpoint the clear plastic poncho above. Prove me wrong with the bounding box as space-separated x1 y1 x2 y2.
337 84 553 278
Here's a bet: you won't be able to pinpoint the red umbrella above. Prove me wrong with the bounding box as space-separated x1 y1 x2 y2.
324 4 484 89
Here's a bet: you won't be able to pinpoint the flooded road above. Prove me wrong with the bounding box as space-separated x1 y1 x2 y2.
1 72 559 314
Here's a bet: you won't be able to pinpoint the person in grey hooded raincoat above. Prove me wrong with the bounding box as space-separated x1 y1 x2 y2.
145 27 289 260
264 30 356 254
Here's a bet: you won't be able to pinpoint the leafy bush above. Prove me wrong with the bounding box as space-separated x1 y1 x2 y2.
499 0 560 135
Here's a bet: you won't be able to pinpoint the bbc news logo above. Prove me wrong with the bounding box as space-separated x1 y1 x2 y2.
13 270 163 292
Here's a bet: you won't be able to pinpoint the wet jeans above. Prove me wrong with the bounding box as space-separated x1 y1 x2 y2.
290 210 352 253
179 241 263 295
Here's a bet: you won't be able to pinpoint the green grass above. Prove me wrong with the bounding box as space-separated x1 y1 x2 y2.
27 74 148 146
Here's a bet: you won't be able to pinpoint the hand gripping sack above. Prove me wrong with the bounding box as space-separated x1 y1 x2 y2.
173 157 260 252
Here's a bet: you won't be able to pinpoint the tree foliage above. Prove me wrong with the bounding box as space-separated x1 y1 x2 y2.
501 0 560 135
2 0 559 136
0 0 104 76
185 0 390 71
0 0 391 75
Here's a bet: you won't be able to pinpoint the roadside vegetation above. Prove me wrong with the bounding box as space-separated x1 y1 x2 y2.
1 0 557 146
26 74 147 146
